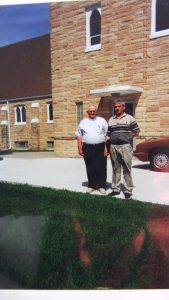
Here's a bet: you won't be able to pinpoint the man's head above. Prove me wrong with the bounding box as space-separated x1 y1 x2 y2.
113 99 125 117
87 105 97 119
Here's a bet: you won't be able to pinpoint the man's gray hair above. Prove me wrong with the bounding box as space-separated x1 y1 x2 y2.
113 99 125 107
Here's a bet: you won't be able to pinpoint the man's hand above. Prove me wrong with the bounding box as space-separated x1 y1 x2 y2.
104 146 109 157
78 148 84 156
132 131 139 138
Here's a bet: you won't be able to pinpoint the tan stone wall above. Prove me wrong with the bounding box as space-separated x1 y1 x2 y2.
145 3 169 138
0 125 9 149
50 0 169 157
54 138 77 157
0 98 54 151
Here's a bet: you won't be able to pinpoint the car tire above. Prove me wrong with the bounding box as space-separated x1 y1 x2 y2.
150 148 169 172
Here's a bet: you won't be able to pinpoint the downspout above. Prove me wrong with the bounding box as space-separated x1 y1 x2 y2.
7 101 12 149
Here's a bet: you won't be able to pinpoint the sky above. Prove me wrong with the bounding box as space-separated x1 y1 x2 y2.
0 2 50 47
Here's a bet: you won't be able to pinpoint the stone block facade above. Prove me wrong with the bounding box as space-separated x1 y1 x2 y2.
50 0 169 157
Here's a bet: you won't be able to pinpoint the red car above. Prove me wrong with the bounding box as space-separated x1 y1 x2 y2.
134 137 169 172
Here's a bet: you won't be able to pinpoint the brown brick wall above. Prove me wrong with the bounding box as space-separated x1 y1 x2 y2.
0 98 54 150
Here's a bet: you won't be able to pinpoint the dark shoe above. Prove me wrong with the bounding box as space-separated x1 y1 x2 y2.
124 192 132 199
110 191 120 197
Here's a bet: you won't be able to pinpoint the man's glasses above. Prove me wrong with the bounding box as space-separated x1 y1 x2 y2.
88 110 96 113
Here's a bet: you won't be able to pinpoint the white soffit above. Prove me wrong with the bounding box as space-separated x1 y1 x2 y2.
90 85 143 96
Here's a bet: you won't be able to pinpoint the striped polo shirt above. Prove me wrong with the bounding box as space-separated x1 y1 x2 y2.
108 113 140 144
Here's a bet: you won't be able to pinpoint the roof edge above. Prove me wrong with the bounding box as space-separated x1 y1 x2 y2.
0 94 52 104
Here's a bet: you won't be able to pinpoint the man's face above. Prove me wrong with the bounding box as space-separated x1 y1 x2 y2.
114 102 125 116
87 107 97 119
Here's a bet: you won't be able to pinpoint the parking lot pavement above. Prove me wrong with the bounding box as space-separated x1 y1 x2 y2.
0 152 169 205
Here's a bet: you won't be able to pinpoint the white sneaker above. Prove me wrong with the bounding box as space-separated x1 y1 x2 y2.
86 187 94 194
99 188 106 195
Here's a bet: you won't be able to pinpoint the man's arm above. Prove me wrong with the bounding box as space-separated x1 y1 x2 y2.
104 121 110 156
77 136 83 156
130 117 140 138
132 131 139 138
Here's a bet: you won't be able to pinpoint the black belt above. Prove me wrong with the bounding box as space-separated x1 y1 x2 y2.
111 141 129 145
83 142 105 146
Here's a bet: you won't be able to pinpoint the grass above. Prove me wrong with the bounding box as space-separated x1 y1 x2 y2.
0 181 168 289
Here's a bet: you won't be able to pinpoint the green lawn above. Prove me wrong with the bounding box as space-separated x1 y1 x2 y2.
0 181 167 289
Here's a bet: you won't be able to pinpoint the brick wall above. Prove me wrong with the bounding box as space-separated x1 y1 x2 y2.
0 98 54 151
50 0 169 157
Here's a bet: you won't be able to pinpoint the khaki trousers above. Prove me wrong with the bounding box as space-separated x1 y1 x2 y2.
109 144 134 193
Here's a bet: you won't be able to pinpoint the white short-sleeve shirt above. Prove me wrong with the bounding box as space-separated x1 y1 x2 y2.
75 116 108 144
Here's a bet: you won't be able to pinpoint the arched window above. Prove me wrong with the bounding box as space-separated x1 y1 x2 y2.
22 106 26 122
15 105 26 124
86 4 101 52
47 102 53 122
90 9 101 46
16 106 21 123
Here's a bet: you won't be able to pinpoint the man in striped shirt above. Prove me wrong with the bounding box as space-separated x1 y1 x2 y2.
108 99 140 198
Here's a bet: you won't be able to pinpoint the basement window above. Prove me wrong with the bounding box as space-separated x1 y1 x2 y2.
15 141 28 150
47 141 54 150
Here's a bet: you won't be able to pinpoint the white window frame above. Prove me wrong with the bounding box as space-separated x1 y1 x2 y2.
85 3 101 52
14 105 26 125
47 102 53 123
150 0 169 38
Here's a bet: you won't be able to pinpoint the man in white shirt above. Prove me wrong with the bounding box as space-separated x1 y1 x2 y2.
75 105 108 194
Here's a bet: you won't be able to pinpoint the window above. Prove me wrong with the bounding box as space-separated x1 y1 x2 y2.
76 102 83 125
15 141 28 150
47 102 53 123
47 141 54 150
14 105 26 124
151 0 169 38
85 4 101 52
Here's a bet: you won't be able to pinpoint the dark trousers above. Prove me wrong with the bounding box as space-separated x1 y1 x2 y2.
83 142 107 189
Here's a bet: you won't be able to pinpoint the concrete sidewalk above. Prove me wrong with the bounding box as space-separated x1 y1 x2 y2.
1 152 169 205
